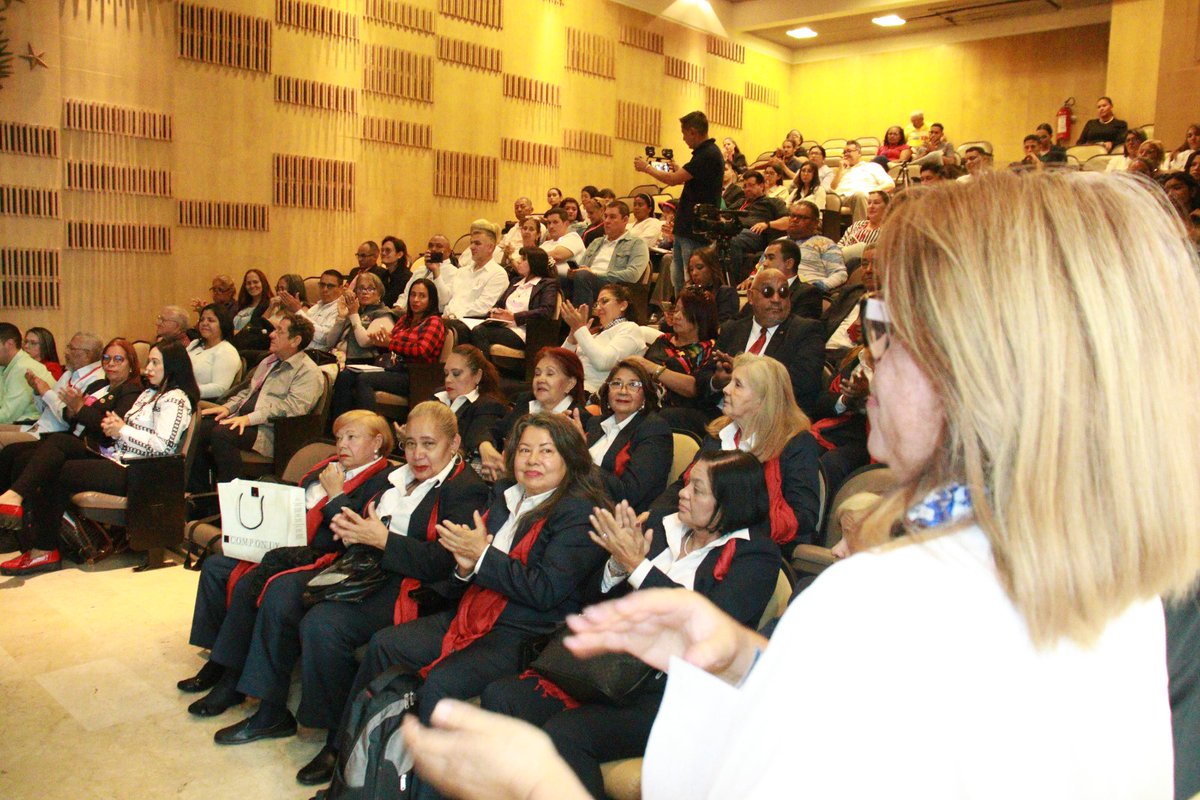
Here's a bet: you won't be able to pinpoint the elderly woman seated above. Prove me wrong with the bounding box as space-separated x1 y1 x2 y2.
337 272 396 366
560 284 646 396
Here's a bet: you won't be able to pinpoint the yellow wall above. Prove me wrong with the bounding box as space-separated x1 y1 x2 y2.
1153 0 1200 148
792 24 1111 165
1107 0 1164 131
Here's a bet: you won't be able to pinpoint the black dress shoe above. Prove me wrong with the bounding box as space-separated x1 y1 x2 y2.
296 745 338 785
214 711 298 745
177 663 224 693
187 690 245 717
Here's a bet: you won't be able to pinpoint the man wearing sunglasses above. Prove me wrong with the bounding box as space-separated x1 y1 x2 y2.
696 268 826 417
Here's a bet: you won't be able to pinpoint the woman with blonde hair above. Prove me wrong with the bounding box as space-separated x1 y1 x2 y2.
401 170 1200 800
656 353 823 551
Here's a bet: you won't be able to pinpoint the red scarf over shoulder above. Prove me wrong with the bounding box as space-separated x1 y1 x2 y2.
392 460 467 626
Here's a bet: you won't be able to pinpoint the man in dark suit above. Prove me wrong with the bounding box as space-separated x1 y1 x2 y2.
698 268 825 417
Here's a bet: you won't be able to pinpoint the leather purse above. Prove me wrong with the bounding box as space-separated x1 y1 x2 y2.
529 626 660 706
301 544 390 608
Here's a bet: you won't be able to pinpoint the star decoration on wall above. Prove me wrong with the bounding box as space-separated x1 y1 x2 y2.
18 42 45 70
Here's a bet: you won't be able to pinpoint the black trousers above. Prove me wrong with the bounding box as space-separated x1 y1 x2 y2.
296 574 404 730
469 324 529 378
329 368 410 424
560 270 611 308
190 554 266 672
481 672 667 800
188 417 258 493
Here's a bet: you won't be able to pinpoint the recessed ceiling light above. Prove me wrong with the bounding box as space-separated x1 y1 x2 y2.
872 14 907 26
786 26 818 38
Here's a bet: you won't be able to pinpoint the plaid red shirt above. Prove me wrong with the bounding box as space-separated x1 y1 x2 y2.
385 315 446 363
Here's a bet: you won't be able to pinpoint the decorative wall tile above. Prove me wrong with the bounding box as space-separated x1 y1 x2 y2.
0 250 60 309
563 129 612 157
619 25 663 54
364 44 435 102
705 85 743 129
501 74 560 107
436 37 502 72
615 100 661 145
745 81 779 108
706 36 744 63
0 186 60 218
0 122 58 157
363 0 436 34
665 55 704 84
66 222 172 253
567 28 614 78
272 154 356 211
362 117 433 149
438 0 503 30
275 0 359 39
178 200 270 231
500 138 559 168
434 150 498 201
65 161 173 197
177 3 272 73
274 76 359 113
63 100 172 142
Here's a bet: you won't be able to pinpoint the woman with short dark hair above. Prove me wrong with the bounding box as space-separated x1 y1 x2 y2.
468 247 559 367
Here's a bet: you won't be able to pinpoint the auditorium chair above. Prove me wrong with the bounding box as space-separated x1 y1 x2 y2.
821 138 847 158
668 430 700 485
486 302 563 382
304 275 322 302
1083 154 1117 172
1066 144 1108 162
856 136 880 158
374 329 456 422
791 463 894 578
239 364 336 478
627 183 664 197
131 340 151 370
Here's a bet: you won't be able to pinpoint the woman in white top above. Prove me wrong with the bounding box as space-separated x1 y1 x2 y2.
399 170 1200 800
788 160 827 211
469 248 560 361
187 303 242 400
625 194 663 250
1168 122 1200 171
560 284 646 395
761 164 789 200
1106 128 1148 172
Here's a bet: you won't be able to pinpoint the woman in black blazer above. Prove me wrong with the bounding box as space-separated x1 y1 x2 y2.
579 359 672 513
289 400 490 785
481 450 781 799
428 345 509 459
470 248 560 365
478 346 590 482
179 410 396 724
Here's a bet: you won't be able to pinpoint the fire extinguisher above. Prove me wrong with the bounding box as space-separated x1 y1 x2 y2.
1056 97 1075 144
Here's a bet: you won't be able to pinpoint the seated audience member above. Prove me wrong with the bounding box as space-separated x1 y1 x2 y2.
262 274 309 334
480 451 780 797
580 199 605 247
678 247 738 323
445 221 509 320
276 269 344 359
1182 152 1200 184
22 327 63 380
329 279 446 420
627 194 664 250
542 207 587 272
905 110 927 146
0 332 104 448
722 136 747 174
1034 124 1067 164
338 273 395 366
741 201 845 298
597 188 617 201
1169 123 1200 170
156 305 193 346
190 274 238 322
564 201 650 307
478 347 588 481
1017 134 1050 171
735 241 821 320
545 186 564 213
788 161 827 209
348 241 380 283
808 145 833 188
809 342 872 497
919 163 946 184
721 165 744 210
518 216 545 251
231 269 273 337
1138 139 1167 176
762 164 789 200
469 248 559 366
372 236 413 308
824 244 877 351
875 125 912 165
660 352 823 550
562 198 586 235
910 123 957 168
726 170 788 286
290 402 490 785
656 200 676 251
1076 95 1128 152
189 313 322 493
1107 128 1148 173
829 140 895 221
0 341 195 577
426 345 509 458
577 359 672 512
751 138 801 177
561 284 646 394
839 191 888 269
334 411 610 749
957 146 993 182
179 410 396 721
400 235 458 313
0 324 54 426
1127 158 1157 178
633 289 719 434
187 304 241 400
1165 173 1200 245
500 198 543 261
696 268 825 420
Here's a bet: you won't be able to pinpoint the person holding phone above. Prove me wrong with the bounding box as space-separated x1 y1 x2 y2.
397 235 458 313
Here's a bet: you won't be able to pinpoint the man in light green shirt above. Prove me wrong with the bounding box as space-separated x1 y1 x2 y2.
0 323 53 424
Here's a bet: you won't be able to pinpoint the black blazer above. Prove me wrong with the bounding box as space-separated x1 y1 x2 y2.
474 483 608 634
454 395 509 456
71 379 145 449
493 278 560 327
597 509 780 627
585 411 673 513
698 314 826 416
379 460 491 581
307 463 398 554
735 277 821 321
486 393 589 452
821 280 868 340
654 430 824 547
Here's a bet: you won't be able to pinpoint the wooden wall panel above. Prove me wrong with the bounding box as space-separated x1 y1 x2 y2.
275 0 359 39
665 56 704 85
0 187 61 219
434 151 498 201
500 138 559 169
0 250 60 309
567 28 615 78
705 85 743 130
362 117 434 149
619 25 663 54
273 154 356 211
274 76 359 113
745 81 779 108
66 222 172 254
502 74 561 107
363 0 437 34
438 0 503 30
563 129 613 157
65 162 173 197
0 122 59 158
706 36 745 64
615 101 661 144
437 37 503 73
364 44 435 102
179 201 271 231
177 3 272 73
63 100 173 141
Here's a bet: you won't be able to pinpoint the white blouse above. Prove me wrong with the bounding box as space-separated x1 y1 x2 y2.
106 388 193 463
375 456 459 539
601 512 750 592
187 340 241 400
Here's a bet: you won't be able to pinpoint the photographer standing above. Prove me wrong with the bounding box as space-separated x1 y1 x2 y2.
634 111 722 298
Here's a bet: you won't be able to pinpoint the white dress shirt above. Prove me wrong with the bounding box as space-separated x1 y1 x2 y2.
301 300 344 351
26 361 105 436
303 457 385 509
601 512 751 592
529 395 573 414
398 258 458 312
434 388 479 413
375 456 459 538
445 258 509 319
465 483 555 576
588 410 638 465
835 161 895 196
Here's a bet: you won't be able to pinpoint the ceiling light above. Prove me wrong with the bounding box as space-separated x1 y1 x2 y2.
786 26 818 39
872 14 907 26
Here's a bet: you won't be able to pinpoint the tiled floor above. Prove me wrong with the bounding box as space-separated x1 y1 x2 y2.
0 550 323 799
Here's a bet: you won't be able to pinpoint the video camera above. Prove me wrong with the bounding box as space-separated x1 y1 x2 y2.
644 145 675 174
692 203 746 242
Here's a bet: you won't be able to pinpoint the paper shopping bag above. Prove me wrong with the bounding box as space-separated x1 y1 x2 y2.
217 479 307 563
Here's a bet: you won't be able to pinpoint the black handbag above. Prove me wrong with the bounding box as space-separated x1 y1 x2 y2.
301 544 390 608
240 545 324 600
529 626 660 706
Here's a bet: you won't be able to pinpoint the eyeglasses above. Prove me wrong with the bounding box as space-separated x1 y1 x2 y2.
355 286 378 294
102 354 126 364
155 316 180 326
858 296 892 368
606 379 643 391
354 253 373 259
755 284 791 299
319 282 340 289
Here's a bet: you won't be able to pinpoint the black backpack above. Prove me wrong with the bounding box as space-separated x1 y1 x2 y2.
323 666 421 799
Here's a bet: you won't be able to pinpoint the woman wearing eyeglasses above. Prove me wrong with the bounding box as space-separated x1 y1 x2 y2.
187 303 241 400
571 359 672 513
22 327 63 380
337 272 396 366
632 290 719 436
398 171 1200 800
560 284 646 395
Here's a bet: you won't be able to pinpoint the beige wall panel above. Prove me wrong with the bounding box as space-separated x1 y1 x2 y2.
1107 0 1164 128
1152 0 1199 145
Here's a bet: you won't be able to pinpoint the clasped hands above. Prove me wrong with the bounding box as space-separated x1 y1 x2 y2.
200 404 252 434
589 501 651 575
330 502 389 550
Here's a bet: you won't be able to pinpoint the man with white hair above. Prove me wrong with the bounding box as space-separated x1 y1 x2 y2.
499 196 544 261
905 110 927 148
444 220 509 319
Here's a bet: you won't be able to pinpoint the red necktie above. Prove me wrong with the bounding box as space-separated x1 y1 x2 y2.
749 328 767 354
